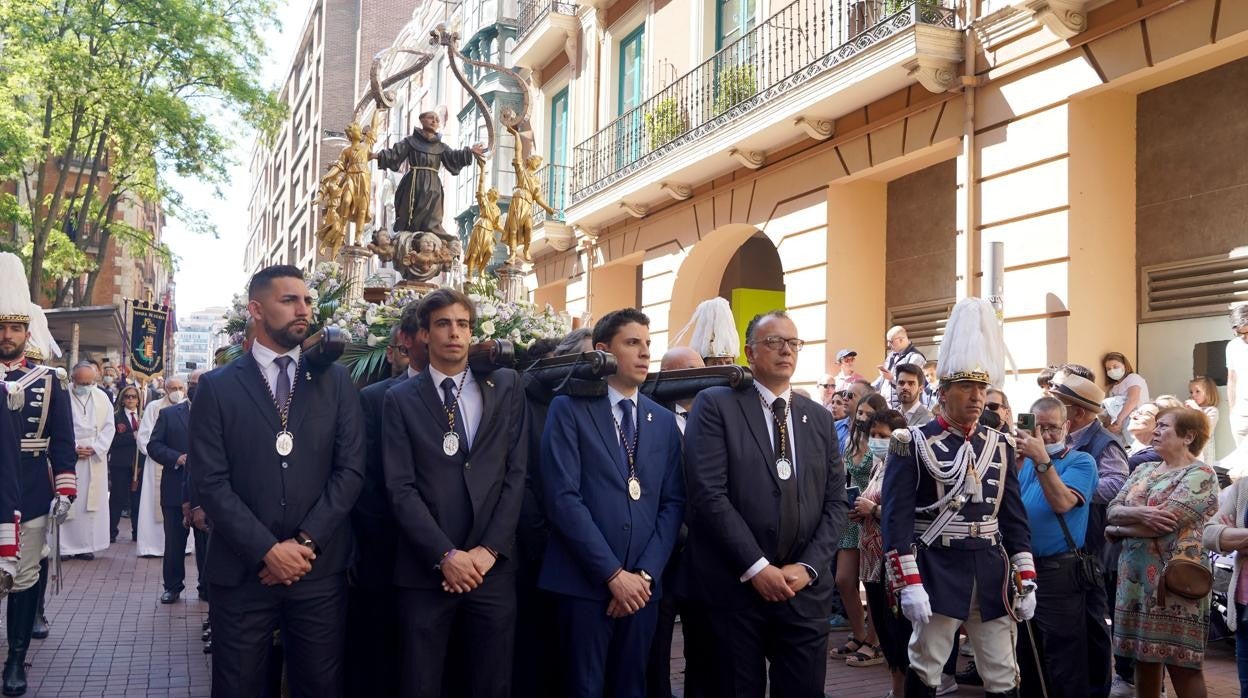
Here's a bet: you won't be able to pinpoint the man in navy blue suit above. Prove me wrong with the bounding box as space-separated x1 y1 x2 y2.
539 308 685 698
148 369 204 604
190 265 365 698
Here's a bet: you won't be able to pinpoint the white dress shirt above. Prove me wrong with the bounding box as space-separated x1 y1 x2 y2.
742 383 815 583
428 364 482 448
251 341 301 401
607 384 639 446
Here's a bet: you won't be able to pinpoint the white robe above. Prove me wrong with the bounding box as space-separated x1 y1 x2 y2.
135 398 193 557
60 387 114 555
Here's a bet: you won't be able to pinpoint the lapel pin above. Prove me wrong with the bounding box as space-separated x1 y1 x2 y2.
305 371 311 381
485 379 494 388
646 412 653 422
802 414 808 424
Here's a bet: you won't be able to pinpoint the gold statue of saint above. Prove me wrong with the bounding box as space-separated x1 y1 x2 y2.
464 159 501 278
316 109 385 259
501 123 555 263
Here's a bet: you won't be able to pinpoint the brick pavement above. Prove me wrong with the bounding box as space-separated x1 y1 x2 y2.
2 517 1240 698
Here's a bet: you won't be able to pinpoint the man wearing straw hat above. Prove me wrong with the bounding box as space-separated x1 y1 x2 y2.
882 297 1035 698
0 252 77 696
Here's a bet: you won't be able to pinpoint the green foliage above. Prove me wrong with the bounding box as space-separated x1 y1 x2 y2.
19 231 96 294
713 64 757 115
644 98 686 150
0 0 285 299
884 0 940 14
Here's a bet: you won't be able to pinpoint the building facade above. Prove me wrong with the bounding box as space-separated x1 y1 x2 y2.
243 0 412 276
174 307 228 373
505 0 1247 455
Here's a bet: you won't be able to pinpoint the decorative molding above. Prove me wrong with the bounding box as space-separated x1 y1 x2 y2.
659 182 693 200
910 24 965 93
573 224 599 240
562 29 578 68
543 221 576 252
793 116 834 141
1022 0 1090 39
905 57 961 93
728 148 766 170
618 201 649 218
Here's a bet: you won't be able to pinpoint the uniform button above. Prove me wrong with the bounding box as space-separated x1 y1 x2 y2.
464 462 471 470
281 462 288 469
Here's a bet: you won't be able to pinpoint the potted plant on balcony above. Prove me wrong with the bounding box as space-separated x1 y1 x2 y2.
712 64 757 116
644 97 687 150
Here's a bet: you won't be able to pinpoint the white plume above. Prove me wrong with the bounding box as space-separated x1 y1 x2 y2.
672 297 740 358
937 297 1004 387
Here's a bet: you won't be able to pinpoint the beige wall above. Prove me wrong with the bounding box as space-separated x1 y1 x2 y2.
1136 57 1248 268
885 159 956 310
827 181 887 374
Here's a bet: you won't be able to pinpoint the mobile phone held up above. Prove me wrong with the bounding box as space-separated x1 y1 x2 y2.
846 486 860 506
1016 412 1036 433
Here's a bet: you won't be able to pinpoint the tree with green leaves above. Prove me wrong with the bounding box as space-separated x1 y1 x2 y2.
0 0 284 305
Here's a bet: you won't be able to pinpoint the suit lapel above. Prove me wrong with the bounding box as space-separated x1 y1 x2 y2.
792 400 819 491
233 354 280 431
414 371 449 429
588 397 629 480
472 369 495 450
737 389 779 468
286 359 313 436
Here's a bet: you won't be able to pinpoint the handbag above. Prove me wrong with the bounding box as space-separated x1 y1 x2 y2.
1156 557 1212 605
1055 511 1102 590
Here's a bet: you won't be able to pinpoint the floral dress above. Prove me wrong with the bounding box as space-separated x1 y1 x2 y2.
1109 461 1220 668
858 457 886 582
839 448 874 550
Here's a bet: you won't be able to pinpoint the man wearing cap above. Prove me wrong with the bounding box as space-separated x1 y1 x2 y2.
874 326 926 408
0 252 76 696
1228 305 1248 446
832 349 864 392
881 298 1033 698
1050 370 1126 698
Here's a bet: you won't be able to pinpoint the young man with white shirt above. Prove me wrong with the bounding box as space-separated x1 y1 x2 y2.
684 310 847 696
190 265 365 698
896 363 933 426
382 288 529 698
539 308 685 698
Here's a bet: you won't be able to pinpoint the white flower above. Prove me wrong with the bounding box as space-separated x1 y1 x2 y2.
480 319 496 336
308 288 320 302
364 304 379 324
479 303 498 318
366 334 384 347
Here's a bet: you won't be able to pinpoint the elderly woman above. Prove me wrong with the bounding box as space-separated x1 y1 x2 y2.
1126 403 1161 466
1106 407 1220 698
1202 471 1248 695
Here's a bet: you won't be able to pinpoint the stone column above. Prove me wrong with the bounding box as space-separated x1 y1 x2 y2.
341 244 374 303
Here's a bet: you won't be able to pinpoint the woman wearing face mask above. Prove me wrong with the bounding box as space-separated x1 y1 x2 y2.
1103 352 1150 440
833 392 888 666
854 410 911 689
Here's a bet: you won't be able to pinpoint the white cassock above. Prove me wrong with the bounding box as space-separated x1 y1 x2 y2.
135 397 194 557
61 386 114 555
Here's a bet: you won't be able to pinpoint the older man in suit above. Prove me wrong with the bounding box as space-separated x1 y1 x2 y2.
189 264 365 698
382 288 528 698
540 308 685 698
684 310 847 697
148 369 206 604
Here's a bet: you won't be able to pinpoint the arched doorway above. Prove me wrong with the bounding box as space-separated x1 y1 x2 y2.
718 232 785 360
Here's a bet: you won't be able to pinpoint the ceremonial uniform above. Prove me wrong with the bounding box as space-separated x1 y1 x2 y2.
880 297 1035 698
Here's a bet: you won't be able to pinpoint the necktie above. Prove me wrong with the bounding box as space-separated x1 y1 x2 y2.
130 412 138 431
618 398 636 465
772 397 799 563
441 377 469 451
273 356 293 409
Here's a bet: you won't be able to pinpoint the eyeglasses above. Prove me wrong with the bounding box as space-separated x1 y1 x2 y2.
816 383 832 389
985 402 1003 411
752 336 805 352
1037 425 1065 435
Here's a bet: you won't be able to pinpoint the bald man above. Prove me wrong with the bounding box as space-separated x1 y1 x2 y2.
873 325 926 408
660 347 704 433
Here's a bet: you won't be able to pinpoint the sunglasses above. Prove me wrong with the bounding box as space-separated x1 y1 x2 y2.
985 402 1004 411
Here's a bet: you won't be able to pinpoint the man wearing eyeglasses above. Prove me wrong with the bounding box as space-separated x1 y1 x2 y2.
1228 305 1248 447
684 310 847 696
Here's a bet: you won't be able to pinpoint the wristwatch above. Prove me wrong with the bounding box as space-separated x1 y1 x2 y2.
635 569 655 591
295 532 316 553
1035 460 1052 474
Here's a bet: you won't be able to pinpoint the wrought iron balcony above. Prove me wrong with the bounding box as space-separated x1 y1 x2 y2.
533 163 571 225
570 0 958 204
517 0 577 44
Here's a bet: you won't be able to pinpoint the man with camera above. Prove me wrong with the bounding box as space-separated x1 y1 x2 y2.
1013 397 1107 698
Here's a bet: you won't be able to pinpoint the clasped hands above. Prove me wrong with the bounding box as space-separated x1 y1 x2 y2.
440 547 496 594
260 539 315 586
750 563 812 602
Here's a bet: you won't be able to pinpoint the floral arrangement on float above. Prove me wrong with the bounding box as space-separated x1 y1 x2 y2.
215 262 570 384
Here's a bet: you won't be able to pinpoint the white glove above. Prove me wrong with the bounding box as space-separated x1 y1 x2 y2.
1015 580 1037 621
0 559 14 594
51 496 72 524
900 584 932 626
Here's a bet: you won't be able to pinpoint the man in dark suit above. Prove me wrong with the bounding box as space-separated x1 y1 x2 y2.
382 288 528 698
345 317 426 697
684 310 847 697
148 370 203 604
539 308 685 698
108 385 143 543
189 265 365 698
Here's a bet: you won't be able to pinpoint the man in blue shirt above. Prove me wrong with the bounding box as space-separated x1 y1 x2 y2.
1015 396 1109 698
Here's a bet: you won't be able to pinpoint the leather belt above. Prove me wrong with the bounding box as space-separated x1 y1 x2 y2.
916 519 998 539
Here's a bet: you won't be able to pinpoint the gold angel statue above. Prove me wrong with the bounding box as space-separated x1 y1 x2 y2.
501 123 555 263
464 159 502 278
316 109 385 259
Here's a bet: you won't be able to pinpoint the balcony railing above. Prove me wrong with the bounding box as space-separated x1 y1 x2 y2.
570 0 958 203
517 0 578 44
533 163 571 225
